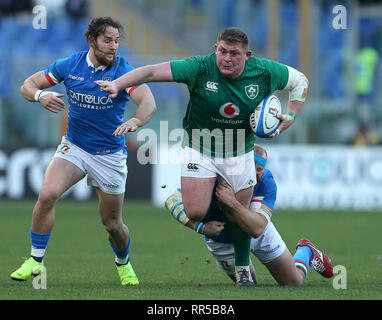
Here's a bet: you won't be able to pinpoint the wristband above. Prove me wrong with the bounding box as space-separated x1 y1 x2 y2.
288 112 296 120
126 117 143 128
34 90 60 102
34 90 43 102
194 221 205 234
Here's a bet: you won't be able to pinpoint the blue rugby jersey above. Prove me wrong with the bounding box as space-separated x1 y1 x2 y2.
251 169 277 213
205 169 277 244
44 51 137 155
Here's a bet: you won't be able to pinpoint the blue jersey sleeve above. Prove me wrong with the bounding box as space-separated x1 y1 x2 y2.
44 53 78 85
253 169 277 211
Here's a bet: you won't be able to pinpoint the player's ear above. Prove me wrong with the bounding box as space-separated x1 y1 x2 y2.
245 50 252 59
88 36 96 48
214 43 218 52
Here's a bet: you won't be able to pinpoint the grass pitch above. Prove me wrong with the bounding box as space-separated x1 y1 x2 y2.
0 199 381 300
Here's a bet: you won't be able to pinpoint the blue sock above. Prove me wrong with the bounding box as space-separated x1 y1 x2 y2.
110 238 130 266
293 246 312 278
30 228 51 262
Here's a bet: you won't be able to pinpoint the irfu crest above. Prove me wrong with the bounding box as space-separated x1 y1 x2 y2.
245 84 259 100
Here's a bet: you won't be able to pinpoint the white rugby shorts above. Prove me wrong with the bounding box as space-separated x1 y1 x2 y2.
181 146 256 192
205 219 286 268
53 137 127 195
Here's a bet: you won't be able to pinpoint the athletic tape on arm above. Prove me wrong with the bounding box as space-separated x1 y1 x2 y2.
285 66 309 102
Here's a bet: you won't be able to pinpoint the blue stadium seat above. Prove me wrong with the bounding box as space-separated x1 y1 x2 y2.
316 3 347 98
250 0 266 52
279 1 298 67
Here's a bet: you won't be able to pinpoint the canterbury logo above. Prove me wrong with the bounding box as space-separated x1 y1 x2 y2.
206 81 218 92
187 163 199 171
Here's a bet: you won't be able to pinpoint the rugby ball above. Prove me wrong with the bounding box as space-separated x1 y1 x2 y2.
249 95 281 138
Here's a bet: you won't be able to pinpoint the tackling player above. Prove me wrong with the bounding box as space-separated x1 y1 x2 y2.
10 17 157 286
96 27 309 285
165 144 334 285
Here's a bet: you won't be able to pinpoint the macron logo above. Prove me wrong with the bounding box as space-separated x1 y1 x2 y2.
68 74 84 81
206 81 218 93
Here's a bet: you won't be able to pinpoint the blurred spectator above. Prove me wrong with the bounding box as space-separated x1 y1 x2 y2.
354 46 379 131
350 122 379 145
355 46 379 102
352 45 380 145
65 0 88 20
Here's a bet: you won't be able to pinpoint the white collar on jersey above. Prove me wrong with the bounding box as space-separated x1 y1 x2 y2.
86 52 107 71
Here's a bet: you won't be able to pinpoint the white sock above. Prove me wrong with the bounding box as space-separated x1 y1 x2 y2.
31 247 46 259
115 255 128 265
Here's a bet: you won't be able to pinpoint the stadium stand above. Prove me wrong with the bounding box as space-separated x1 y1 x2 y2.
1 0 382 147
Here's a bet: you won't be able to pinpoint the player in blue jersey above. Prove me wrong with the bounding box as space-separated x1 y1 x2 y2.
166 144 334 285
10 17 156 286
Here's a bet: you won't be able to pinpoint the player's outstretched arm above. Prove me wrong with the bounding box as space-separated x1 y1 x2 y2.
20 71 65 114
95 62 173 98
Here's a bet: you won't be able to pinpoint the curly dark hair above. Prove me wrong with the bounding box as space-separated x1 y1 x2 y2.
84 17 124 41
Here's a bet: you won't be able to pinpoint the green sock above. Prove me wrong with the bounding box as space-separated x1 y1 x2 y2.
226 221 251 266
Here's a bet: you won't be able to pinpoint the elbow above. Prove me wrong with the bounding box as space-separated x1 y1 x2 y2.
146 89 157 115
286 66 309 102
288 78 309 103
20 79 37 102
151 103 157 116
144 98 157 117
146 104 157 123
20 82 33 102
20 83 26 97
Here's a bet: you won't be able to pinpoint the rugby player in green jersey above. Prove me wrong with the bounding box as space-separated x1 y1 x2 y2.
96 27 309 286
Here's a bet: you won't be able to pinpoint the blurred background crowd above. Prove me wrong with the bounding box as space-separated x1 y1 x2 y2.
1 0 382 149
1 0 382 208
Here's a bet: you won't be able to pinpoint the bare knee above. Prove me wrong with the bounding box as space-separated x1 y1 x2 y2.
182 195 209 221
101 212 126 237
289 269 306 286
37 188 60 210
102 216 118 233
271 269 305 286
181 177 215 221
183 204 207 221
292 278 305 286
265 250 305 287
187 210 205 221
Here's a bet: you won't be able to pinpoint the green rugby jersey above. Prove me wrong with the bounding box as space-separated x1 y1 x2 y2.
170 53 288 157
